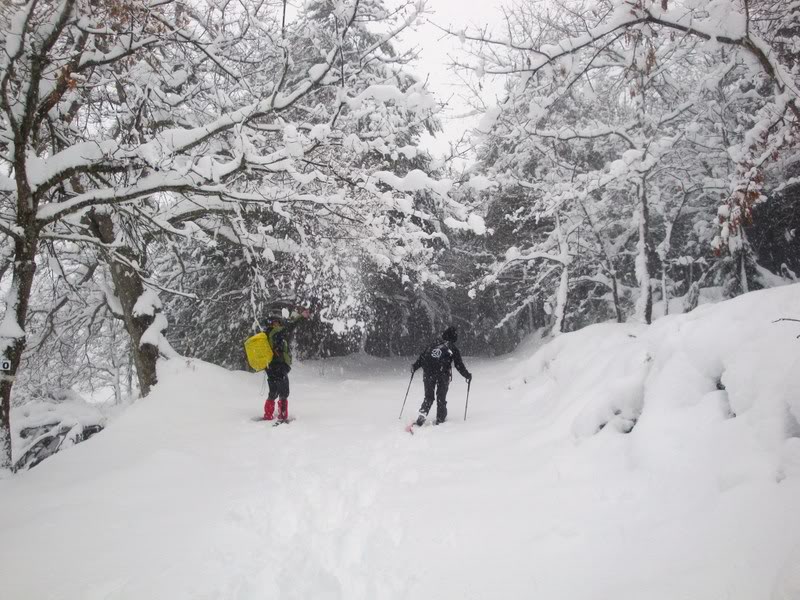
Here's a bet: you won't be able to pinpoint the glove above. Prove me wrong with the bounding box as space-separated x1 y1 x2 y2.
411 365 417 374
466 373 472 383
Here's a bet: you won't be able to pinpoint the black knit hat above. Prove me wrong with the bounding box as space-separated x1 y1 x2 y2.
442 326 458 342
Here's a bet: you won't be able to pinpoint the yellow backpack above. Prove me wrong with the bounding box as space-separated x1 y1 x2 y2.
244 332 273 371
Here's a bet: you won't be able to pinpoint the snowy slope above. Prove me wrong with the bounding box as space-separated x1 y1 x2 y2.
2 286 800 600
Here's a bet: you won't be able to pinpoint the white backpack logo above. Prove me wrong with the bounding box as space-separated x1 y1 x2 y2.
431 347 442 358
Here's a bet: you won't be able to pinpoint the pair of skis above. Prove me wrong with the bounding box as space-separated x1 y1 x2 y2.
252 416 295 427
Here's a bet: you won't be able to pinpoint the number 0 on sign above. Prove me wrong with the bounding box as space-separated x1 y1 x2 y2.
0 360 10 371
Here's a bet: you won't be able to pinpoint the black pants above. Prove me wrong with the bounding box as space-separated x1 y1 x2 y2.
417 371 450 424
266 362 291 401
267 374 290 400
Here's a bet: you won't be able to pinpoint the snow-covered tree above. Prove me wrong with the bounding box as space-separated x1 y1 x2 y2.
450 0 799 332
0 0 478 470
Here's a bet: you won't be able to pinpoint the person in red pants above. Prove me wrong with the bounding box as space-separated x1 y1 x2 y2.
263 308 309 421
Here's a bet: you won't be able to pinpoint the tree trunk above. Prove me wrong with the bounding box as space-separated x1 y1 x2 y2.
1 142 41 470
738 231 750 294
609 268 623 323
88 211 160 397
636 181 654 324
0 237 38 470
552 265 570 336
576 196 622 322
551 213 570 336
658 188 691 319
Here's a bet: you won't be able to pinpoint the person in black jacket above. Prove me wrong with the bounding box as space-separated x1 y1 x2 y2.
263 308 309 421
410 326 472 426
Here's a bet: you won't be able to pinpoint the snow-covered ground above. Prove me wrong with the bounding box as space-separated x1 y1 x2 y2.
2 285 800 600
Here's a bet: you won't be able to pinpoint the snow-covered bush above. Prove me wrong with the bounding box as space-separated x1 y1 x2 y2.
11 389 106 472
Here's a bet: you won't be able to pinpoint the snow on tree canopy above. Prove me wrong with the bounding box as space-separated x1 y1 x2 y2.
477 107 502 133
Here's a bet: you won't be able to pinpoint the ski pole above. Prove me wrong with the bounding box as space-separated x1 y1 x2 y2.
398 371 415 420
464 379 471 421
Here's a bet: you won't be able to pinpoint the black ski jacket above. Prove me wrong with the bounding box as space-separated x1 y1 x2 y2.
412 338 471 380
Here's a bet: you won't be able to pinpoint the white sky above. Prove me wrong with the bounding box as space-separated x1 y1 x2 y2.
399 0 509 158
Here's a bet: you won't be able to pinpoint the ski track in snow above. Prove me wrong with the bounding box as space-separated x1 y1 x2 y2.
3 286 800 599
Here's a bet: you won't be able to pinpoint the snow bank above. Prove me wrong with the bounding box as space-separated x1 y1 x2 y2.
513 285 800 452
508 284 800 598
